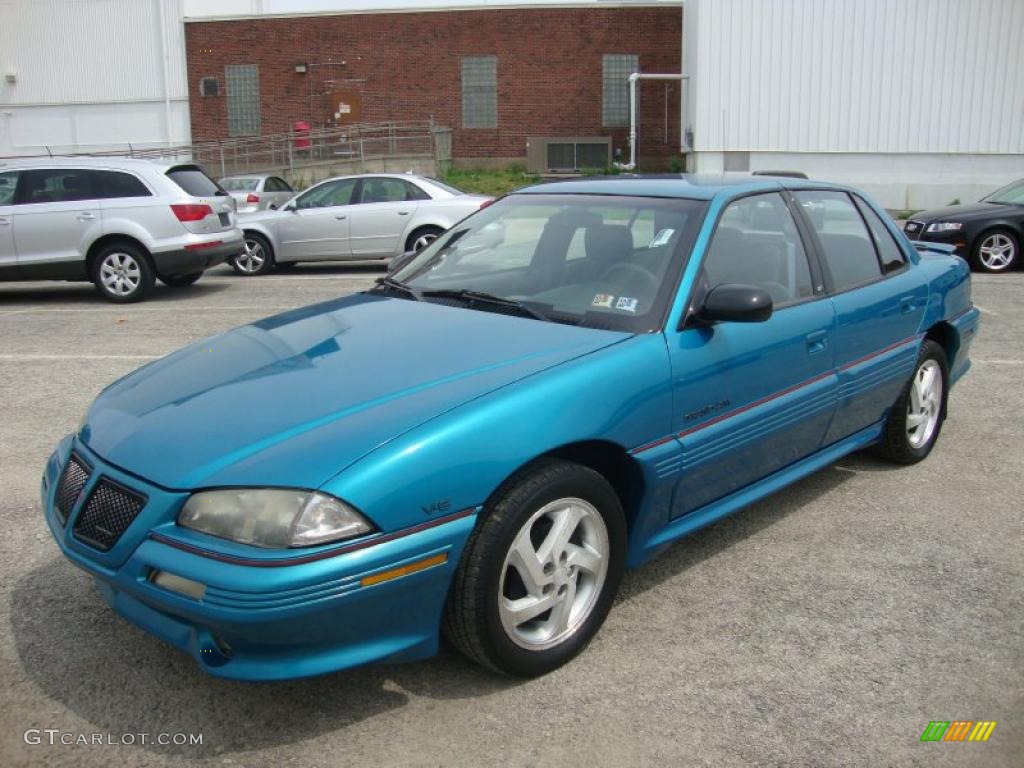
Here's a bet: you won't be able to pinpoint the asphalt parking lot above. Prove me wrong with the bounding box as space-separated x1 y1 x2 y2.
1 265 1021 768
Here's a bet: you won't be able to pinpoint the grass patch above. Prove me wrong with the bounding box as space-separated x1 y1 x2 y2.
442 165 542 197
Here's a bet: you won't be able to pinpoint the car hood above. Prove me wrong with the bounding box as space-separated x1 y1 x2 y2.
913 202 1010 222
80 295 628 490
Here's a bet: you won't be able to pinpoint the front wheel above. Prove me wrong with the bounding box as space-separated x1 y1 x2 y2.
405 225 444 254
971 229 1018 273
444 459 625 677
231 233 275 275
875 339 948 464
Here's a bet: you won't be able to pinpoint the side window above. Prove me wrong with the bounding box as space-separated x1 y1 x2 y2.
269 177 292 192
16 169 96 204
94 171 151 199
0 171 18 205
854 195 906 273
294 179 356 209
359 178 414 204
404 180 431 201
702 193 814 307
794 190 882 291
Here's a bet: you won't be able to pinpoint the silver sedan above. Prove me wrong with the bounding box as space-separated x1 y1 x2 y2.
219 174 295 213
230 174 491 275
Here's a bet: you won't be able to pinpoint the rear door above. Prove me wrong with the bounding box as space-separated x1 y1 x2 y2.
667 192 837 517
0 170 18 272
12 168 101 270
792 190 927 443
349 177 427 257
277 178 356 259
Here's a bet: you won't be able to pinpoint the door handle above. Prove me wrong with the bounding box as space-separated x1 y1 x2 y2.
805 330 829 355
335 215 347 220
77 212 96 221
0 218 9 226
899 295 916 314
397 211 410 216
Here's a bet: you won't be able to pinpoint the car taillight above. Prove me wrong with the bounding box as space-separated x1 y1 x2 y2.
246 193 260 204
171 204 212 222
479 198 495 210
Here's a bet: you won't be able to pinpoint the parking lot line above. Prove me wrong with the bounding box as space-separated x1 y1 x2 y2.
974 304 999 316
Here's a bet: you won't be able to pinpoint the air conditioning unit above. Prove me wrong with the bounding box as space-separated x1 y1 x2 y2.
526 137 611 174
200 77 219 97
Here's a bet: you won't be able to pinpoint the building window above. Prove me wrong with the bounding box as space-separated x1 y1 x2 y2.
462 56 497 129
602 54 639 128
225 64 261 136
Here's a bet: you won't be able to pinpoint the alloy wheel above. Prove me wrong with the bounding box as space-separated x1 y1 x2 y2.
237 238 267 273
99 252 142 297
978 233 1015 271
498 497 609 651
907 359 943 449
413 232 438 251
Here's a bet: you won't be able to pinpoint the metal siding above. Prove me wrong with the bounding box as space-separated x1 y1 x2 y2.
0 0 187 104
688 0 1024 154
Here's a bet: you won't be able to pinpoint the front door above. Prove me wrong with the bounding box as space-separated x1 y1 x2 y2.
349 177 424 257
668 192 837 517
277 178 356 260
791 189 928 443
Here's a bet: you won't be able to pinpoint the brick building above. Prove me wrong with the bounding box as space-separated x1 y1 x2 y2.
184 3 683 169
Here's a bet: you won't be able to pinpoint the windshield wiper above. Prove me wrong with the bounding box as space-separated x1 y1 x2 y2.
421 288 548 321
372 276 420 300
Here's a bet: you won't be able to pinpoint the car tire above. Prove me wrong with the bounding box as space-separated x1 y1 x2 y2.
875 339 949 465
160 271 203 287
971 228 1019 273
91 242 155 303
443 458 626 677
405 225 444 254
232 233 275 276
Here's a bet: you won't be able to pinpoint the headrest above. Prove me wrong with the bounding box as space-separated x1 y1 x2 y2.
585 224 633 265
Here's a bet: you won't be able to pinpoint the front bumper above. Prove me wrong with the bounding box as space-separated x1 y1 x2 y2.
150 236 245 278
42 437 476 680
904 221 968 255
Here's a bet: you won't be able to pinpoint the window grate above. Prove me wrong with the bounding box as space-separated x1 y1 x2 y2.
602 54 639 128
462 56 497 129
225 64 261 137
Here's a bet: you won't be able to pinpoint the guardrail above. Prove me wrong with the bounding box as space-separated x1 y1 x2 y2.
2 121 453 178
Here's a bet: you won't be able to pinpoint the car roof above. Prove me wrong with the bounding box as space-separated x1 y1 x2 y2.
513 174 852 201
0 156 183 172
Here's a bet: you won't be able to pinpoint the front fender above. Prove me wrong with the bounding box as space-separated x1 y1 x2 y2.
323 334 672 534
239 220 281 255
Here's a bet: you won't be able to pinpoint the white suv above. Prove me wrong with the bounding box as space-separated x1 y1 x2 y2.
0 157 245 302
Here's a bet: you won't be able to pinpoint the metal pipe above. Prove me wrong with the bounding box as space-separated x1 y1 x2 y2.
156 0 173 148
616 72 689 171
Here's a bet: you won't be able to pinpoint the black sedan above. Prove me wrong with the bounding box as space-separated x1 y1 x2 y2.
904 179 1024 272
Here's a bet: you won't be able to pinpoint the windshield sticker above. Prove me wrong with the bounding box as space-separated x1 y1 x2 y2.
592 294 615 309
649 228 675 248
615 296 638 313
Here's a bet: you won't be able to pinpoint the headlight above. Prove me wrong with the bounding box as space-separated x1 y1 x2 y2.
178 489 373 548
926 222 963 233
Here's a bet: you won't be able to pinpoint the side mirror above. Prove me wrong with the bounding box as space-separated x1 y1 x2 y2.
269 203 278 210
698 283 773 324
388 250 417 274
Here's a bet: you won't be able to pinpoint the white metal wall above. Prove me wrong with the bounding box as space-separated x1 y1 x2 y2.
0 0 189 155
684 0 1024 154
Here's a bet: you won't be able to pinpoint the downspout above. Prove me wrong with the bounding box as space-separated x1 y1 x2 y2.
157 0 173 148
616 72 689 171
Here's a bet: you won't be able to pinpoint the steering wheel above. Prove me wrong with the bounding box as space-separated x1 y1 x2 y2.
601 262 660 298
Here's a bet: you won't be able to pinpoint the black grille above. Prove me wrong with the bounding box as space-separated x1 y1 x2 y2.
73 479 147 551
55 454 91 525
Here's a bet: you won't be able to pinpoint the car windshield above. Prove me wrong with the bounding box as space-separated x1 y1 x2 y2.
220 177 260 191
391 193 707 332
981 180 1024 205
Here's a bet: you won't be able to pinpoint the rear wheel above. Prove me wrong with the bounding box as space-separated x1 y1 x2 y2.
875 339 948 464
405 225 444 254
160 271 203 287
444 459 625 677
92 242 155 303
232 233 275 275
971 229 1018 273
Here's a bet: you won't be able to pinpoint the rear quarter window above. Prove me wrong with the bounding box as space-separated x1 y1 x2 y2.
95 171 152 199
166 166 224 197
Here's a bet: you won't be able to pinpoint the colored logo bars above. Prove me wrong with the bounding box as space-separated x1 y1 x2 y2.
920 721 997 742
